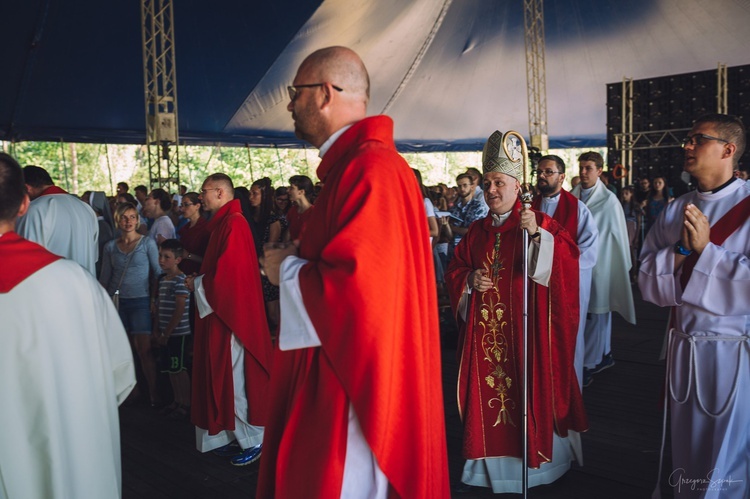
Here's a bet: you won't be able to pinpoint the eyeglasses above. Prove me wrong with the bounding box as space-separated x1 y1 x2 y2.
681 133 729 148
534 170 563 177
200 188 220 195
287 83 343 101
180 202 195 208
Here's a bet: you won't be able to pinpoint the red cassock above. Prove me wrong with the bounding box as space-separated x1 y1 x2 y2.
257 116 450 499
445 205 588 468
191 199 272 433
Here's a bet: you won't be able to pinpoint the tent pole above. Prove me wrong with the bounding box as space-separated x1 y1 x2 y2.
245 144 255 182
59 139 70 191
105 143 114 196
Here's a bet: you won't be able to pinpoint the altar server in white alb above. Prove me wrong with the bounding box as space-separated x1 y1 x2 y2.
0 153 136 499
572 151 636 385
16 164 99 275
639 113 750 499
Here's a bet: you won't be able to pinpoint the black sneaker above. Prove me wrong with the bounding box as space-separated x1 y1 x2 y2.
583 368 594 388
590 352 615 374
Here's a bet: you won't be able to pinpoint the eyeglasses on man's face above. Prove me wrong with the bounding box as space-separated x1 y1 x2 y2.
534 170 563 177
681 133 729 149
287 83 343 102
200 188 220 195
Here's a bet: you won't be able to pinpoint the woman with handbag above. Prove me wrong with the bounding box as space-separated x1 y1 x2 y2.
100 202 161 406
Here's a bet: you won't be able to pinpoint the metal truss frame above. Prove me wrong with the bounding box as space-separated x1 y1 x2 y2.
523 0 549 151
141 0 180 192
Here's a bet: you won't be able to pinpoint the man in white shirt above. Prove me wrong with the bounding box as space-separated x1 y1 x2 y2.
142 188 176 244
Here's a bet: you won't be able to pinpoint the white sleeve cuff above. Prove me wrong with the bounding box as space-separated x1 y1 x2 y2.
458 283 470 321
193 274 214 318
529 228 553 287
279 256 322 351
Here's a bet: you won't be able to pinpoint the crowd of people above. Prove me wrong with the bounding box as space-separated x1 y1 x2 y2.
2 45 748 499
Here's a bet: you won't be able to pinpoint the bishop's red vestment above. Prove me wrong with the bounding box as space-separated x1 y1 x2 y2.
445 205 587 467
257 116 450 498
191 199 272 433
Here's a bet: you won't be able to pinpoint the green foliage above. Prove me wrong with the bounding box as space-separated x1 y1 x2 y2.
3 140 605 195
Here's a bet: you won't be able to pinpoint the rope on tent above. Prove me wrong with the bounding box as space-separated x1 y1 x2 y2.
59 139 70 191
245 143 255 181
302 143 309 171
274 144 283 181
380 0 453 115
183 144 196 190
202 146 215 177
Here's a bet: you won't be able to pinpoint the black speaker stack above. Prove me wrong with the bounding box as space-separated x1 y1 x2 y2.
606 64 750 184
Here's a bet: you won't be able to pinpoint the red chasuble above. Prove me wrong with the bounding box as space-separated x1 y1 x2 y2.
445 205 587 468
257 116 450 499
532 189 579 242
0 232 61 293
191 199 272 433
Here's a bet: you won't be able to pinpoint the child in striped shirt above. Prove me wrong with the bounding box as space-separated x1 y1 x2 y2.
155 238 191 419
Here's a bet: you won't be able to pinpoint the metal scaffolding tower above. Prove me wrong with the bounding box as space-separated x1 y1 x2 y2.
523 0 549 151
621 77 633 184
613 64 730 183
141 0 179 192
717 63 728 114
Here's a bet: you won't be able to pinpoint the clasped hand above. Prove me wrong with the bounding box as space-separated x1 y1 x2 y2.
261 241 300 286
681 203 710 254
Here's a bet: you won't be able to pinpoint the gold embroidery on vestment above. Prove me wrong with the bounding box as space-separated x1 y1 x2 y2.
478 233 516 427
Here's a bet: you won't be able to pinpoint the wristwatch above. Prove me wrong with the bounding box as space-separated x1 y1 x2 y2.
530 229 541 239
673 241 693 256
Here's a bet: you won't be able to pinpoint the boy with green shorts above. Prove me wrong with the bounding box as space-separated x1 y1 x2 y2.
154 239 192 419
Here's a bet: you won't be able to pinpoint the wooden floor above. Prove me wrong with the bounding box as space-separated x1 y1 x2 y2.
120 285 676 498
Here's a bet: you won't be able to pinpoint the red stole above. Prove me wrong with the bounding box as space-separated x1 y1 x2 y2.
532 189 579 242
680 194 750 288
257 116 450 499
0 232 61 292
445 204 587 467
191 199 271 432
38 185 68 197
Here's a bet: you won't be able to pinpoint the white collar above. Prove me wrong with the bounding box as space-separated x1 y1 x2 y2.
318 125 353 158
580 181 598 202
490 210 512 227
541 192 560 205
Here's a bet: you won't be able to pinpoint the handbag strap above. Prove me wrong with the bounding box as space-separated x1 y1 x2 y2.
115 236 143 293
